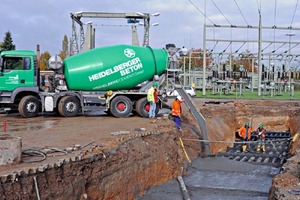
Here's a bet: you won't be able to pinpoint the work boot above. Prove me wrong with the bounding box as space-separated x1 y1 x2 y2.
257 146 261 152
262 145 266 152
242 145 247 152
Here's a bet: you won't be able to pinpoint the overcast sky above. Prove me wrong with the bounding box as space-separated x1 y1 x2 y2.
1 0 300 61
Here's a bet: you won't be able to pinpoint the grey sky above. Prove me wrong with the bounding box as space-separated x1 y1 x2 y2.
1 0 300 60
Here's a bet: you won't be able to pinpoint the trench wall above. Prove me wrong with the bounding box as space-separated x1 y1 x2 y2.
269 108 300 200
0 132 196 200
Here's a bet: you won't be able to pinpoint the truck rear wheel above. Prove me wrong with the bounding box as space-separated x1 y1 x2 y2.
135 97 159 118
18 96 40 118
109 95 132 118
58 96 80 117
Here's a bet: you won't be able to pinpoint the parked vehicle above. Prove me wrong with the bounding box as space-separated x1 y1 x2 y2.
0 44 169 118
167 86 196 97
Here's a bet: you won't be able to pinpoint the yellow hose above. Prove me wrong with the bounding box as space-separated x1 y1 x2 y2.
179 137 191 163
292 133 299 142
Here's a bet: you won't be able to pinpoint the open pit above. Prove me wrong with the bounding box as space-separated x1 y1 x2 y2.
0 99 299 199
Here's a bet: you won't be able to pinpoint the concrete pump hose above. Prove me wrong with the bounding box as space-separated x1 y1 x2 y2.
177 176 191 200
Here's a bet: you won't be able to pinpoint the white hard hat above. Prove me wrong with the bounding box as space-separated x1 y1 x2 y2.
177 95 182 101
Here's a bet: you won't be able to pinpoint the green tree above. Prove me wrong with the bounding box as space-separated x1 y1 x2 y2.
2 31 15 50
39 51 51 71
62 35 69 56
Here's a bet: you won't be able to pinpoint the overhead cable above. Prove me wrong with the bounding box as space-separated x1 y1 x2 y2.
235 42 246 53
271 43 286 53
211 0 232 25
234 0 249 26
261 42 273 52
210 41 218 52
187 0 217 25
290 0 299 28
222 42 232 52
283 43 299 54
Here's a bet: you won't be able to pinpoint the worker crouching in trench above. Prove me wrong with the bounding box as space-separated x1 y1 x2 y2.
256 123 266 152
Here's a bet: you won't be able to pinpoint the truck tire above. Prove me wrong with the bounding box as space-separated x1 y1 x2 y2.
109 95 132 118
58 96 80 117
135 97 159 118
18 96 40 118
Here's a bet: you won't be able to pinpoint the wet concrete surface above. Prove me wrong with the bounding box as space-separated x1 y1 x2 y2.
138 157 280 200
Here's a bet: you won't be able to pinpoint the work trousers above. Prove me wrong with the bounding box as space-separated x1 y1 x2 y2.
149 102 156 118
258 137 265 147
173 115 181 130
243 138 249 145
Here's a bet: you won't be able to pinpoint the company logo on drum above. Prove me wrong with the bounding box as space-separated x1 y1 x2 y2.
124 48 136 58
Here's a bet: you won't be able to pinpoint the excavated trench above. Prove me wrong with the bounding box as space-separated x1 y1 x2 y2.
0 99 300 199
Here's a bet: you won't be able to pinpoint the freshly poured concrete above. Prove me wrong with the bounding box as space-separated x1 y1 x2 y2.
138 157 280 200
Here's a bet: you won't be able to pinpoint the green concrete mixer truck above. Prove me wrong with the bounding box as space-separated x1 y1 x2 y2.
0 44 169 118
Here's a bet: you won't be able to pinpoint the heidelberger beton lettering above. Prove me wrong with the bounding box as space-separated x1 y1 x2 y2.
88 57 142 82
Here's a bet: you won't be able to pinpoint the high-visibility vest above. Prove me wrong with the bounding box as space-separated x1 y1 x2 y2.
238 126 253 139
172 100 182 117
147 87 155 102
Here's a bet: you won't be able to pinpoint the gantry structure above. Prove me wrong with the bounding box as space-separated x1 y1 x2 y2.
70 11 152 55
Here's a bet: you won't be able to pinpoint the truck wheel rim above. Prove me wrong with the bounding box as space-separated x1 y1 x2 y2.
145 104 150 111
66 102 76 112
27 102 37 113
117 103 125 111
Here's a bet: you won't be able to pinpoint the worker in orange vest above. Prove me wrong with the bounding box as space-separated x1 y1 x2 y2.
172 95 184 130
238 122 253 152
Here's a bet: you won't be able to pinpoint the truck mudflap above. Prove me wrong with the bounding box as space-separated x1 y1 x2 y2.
44 96 54 112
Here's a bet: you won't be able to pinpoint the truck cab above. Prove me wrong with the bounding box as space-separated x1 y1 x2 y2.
0 50 40 116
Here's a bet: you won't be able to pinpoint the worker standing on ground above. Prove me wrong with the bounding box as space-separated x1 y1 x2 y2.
238 122 253 152
147 82 159 118
172 95 184 130
256 123 266 152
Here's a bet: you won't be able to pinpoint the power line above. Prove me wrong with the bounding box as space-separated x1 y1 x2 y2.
187 0 217 26
290 0 299 28
233 0 249 26
211 0 232 25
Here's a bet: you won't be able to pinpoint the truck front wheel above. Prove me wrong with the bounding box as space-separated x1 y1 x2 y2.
135 97 159 118
58 96 80 117
109 96 132 118
18 96 40 118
